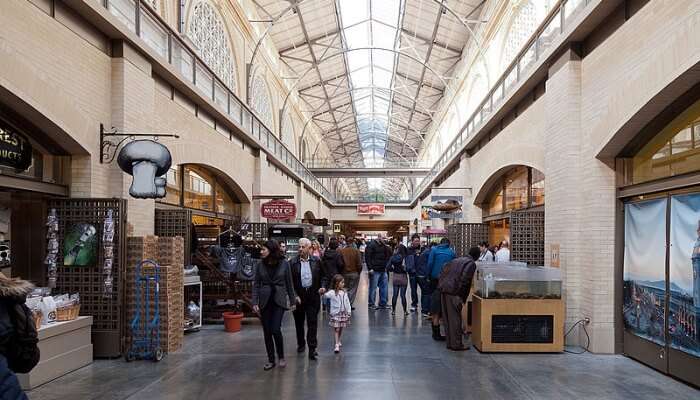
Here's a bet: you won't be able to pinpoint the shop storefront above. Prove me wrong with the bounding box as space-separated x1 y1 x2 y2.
617 91 700 387
479 165 545 265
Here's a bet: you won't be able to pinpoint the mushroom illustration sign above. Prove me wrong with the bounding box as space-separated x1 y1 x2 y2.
117 140 172 199
429 196 463 219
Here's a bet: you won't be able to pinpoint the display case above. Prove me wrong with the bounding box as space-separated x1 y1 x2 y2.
475 263 562 299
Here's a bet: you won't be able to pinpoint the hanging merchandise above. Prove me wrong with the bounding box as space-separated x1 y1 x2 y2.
45 209 59 288
63 223 98 266
102 209 115 296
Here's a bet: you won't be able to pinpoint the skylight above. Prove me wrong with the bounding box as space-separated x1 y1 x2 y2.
338 0 403 174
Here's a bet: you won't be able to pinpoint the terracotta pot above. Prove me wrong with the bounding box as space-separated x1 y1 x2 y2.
223 312 244 333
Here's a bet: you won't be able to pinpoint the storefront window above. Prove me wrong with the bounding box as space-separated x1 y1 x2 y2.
505 166 529 211
631 98 700 184
488 187 504 215
184 165 213 211
215 182 238 216
531 168 545 206
163 167 180 206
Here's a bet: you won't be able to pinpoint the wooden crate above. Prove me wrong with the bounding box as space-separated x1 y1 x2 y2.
472 295 564 353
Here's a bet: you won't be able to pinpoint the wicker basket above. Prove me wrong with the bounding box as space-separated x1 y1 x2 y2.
55 304 80 321
32 311 42 330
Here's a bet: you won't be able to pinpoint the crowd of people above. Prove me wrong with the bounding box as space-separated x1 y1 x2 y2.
251 232 511 370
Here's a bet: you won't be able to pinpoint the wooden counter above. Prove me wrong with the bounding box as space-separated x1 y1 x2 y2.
472 295 564 352
19 316 93 390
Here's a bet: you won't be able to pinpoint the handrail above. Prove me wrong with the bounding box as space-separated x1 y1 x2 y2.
413 0 591 201
99 0 335 201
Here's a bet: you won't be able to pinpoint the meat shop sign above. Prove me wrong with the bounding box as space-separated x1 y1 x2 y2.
0 124 32 172
261 200 297 220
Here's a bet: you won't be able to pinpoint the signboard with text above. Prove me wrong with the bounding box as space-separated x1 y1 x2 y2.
261 200 297 220
0 123 32 171
357 203 385 216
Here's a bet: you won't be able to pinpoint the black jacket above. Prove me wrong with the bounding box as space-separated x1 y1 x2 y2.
321 248 345 277
364 240 391 271
252 259 296 310
289 256 328 304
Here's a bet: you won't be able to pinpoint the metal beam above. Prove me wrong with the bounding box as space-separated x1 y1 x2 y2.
309 168 430 178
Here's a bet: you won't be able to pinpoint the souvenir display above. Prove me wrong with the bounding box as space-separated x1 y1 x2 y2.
45 209 59 288
63 223 98 266
102 209 115 296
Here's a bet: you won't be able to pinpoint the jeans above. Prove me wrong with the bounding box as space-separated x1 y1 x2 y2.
260 303 285 363
409 274 418 307
392 285 407 313
417 276 432 313
368 270 388 307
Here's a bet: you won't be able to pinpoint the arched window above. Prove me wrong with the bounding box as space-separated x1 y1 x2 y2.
250 75 274 129
301 138 309 163
187 1 237 92
282 113 295 151
502 1 538 66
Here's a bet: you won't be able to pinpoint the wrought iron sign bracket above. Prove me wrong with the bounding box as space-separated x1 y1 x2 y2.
100 123 179 164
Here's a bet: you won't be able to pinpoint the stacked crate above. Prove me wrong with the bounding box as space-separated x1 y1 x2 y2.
126 236 184 353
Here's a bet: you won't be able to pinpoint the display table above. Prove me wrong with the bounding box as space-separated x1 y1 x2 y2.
472 295 564 352
19 316 93 390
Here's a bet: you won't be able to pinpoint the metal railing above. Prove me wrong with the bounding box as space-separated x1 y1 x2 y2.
307 159 430 169
414 0 590 200
334 196 412 204
99 0 334 201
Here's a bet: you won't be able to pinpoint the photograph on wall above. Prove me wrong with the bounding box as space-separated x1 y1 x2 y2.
429 195 463 219
669 193 700 358
421 206 431 221
63 223 98 266
623 199 667 347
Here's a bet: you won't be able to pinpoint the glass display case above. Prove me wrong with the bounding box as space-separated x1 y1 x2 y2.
475 263 562 299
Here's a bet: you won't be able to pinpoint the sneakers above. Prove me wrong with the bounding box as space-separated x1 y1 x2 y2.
391 310 396 316
334 344 340 354
309 349 318 361
278 359 287 368
410 307 417 312
368 304 376 310
404 311 410 316
263 362 275 371
297 345 306 353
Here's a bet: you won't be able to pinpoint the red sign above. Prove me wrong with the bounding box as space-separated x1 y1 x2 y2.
261 200 297 220
357 203 385 216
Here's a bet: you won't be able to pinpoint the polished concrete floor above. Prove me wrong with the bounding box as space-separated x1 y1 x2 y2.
29 273 699 400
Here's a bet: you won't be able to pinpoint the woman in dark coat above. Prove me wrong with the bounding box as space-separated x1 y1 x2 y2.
252 240 297 371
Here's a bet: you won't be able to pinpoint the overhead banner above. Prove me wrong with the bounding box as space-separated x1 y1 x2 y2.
261 200 297 220
430 195 463 219
0 123 32 171
357 203 385 216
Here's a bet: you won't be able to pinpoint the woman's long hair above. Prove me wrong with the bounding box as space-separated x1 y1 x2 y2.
261 239 284 267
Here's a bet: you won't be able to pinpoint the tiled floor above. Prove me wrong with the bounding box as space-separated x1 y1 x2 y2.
28 273 699 400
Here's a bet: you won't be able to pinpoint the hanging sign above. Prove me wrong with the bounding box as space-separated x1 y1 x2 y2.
261 200 297 219
0 124 32 171
357 203 385 216
302 218 329 226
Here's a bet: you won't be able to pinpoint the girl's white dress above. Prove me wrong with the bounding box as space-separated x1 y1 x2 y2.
324 289 351 328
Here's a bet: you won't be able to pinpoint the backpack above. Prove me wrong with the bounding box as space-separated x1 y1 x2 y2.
388 253 405 273
3 301 40 374
404 251 418 275
437 258 475 297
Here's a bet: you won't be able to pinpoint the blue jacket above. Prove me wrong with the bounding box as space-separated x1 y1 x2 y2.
427 244 456 279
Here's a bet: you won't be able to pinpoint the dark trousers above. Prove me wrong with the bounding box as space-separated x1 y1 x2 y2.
392 285 407 312
344 272 360 305
417 276 431 313
441 293 464 349
293 290 320 351
409 274 418 307
260 303 285 363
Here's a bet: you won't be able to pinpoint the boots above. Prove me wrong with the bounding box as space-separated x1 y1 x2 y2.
432 324 446 341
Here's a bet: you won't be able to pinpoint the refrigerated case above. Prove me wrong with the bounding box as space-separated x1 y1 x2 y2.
622 190 700 387
268 224 314 259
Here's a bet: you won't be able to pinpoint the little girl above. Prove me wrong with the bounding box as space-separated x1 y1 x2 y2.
324 274 352 353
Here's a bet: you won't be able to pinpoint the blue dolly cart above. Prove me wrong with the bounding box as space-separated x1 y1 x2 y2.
125 259 164 362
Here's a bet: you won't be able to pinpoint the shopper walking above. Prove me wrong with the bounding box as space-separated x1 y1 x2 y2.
427 238 456 341
478 241 494 262
321 238 345 278
252 240 297 371
405 234 422 312
0 273 40 400
495 240 510 263
289 238 328 361
388 249 409 316
324 275 352 354
438 255 477 351
365 234 392 310
311 240 323 258
415 242 434 317
339 237 362 307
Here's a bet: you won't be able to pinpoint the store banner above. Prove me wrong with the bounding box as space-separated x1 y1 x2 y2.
0 123 32 171
261 200 297 220
669 193 700 358
429 195 463 219
623 199 667 347
357 203 385 216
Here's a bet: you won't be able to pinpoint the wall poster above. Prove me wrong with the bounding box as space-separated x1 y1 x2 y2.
669 193 700 358
623 199 667 347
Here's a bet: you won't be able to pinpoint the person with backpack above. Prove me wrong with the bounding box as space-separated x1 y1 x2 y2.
437 253 477 351
404 234 422 312
415 242 434 318
388 244 409 316
427 238 456 341
321 238 345 313
0 273 40 399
